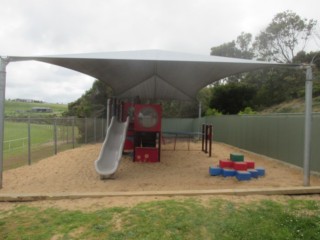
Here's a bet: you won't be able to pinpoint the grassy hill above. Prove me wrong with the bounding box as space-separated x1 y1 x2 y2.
260 96 320 114
5 100 68 117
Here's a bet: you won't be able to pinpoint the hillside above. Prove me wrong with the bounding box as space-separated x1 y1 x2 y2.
5 100 67 117
260 96 320 114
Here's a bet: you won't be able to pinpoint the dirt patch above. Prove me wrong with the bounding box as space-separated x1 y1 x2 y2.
0 141 319 210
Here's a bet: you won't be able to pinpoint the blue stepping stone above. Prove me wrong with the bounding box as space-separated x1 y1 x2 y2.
236 171 251 181
222 168 236 177
248 169 259 178
209 166 222 176
256 167 265 177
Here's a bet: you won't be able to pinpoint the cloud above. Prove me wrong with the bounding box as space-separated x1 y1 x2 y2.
1 0 319 103
6 62 94 103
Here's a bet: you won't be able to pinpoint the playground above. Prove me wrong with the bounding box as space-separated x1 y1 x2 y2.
1 140 320 196
0 51 318 199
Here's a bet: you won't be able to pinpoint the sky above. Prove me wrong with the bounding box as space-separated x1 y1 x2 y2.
1 0 320 104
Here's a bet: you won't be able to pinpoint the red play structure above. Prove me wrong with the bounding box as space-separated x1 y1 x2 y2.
122 102 162 162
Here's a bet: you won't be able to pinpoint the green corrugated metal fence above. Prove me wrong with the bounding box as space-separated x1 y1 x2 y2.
163 114 320 172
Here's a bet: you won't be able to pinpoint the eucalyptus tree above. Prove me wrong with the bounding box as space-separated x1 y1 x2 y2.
253 10 317 63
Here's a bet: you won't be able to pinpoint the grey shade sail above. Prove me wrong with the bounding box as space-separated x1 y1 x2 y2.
8 49 299 101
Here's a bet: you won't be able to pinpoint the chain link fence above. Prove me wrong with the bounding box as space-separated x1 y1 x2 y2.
4 117 106 170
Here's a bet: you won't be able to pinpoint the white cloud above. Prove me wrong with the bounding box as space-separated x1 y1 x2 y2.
1 0 319 103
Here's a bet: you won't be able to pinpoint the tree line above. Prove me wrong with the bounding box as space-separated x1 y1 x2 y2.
65 10 320 117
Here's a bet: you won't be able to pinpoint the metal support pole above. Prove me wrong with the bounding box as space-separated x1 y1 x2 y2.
84 117 88 143
72 117 75 148
303 66 313 186
53 118 57 155
205 125 208 153
66 120 69 144
106 99 110 135
198 101 202 140
0 57 9 188
28 117 31 165
94 117 97 143
101 118 104 141
201 124 205 152
209 125 212 157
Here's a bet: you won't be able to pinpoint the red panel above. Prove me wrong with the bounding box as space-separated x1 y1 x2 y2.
127 130 134 137
124 130 134 151
135 147 159 162
134 104 162 132
124 139 134 150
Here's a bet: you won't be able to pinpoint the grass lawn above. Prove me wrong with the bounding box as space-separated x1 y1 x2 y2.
3 121 78 169
0 198 319 239
4 121 53 143
4 121 53 155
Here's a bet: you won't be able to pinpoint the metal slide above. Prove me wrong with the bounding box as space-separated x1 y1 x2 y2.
95 116 129 179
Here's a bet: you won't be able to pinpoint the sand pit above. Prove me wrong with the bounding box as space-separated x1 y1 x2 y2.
1 141 320 195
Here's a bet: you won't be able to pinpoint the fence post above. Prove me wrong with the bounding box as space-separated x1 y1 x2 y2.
53 118 57 155
85 117 88 144
72 117 75 149
205 125 208 153
28 116 31 165
201 124 205 152
106 99 110 135
101 118 104 141
66 119 69 144
94 117 97 143
208 125 212 157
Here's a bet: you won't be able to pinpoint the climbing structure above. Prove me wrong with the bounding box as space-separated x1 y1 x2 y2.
122 102 162 162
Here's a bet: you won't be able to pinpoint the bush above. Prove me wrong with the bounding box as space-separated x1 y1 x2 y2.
238 107 256 115
205 108 222 116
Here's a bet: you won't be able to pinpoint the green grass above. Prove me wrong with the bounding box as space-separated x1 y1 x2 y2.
4 121 53 155
3 120 78 169
5 100 67 117
4 121 53 143
0 198 320 239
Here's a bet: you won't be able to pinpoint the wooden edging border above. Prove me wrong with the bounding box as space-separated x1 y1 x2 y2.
0 186 320 202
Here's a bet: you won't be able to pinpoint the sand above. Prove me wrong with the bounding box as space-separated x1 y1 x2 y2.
1 141 320 210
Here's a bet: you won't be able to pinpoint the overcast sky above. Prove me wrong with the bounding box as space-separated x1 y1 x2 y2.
1 0 319 104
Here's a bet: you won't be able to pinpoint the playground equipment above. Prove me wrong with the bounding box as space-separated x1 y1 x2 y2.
94 116 129 179
133 104 162 162
95 100 163 178
202 124 213 157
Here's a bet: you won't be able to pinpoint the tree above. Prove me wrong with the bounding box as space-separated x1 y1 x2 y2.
197 87 213 116
211 32 254 83
160 100 199 118
254 10 317 63
209 83 256 114
211 32 254 59
205 108 222 116
293 51 320 96
65 80 112 118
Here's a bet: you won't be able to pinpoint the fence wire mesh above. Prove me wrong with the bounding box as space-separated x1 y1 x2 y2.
4 117 106 170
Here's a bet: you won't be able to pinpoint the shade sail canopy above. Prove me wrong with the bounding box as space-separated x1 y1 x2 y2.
8 49 299 101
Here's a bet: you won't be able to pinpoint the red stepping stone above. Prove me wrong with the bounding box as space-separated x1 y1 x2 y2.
233 162 248 171
219 159 234 168
246 161 255 169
